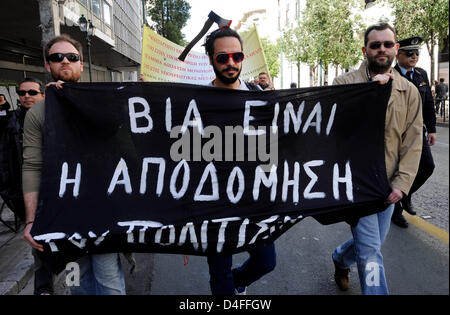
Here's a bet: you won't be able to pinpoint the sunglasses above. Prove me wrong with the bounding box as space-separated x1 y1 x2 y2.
403 50 420 57
46 53 81 63
17 89 41 96
368 41 396 50
215 52 245 64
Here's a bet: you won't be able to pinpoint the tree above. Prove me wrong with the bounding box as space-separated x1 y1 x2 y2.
325 1 365 75
282 0 364 86
147 0 191 46
302 0 364 83
281 21 316 86
382 0 449 81
260 38 281 79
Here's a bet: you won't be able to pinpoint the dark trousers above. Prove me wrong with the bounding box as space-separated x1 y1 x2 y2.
32 249 55 295
207 242 276 295
409 132 435 195
394 131 435 216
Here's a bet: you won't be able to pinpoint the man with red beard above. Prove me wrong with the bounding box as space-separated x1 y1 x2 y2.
203 28 275 295
22 34 126 295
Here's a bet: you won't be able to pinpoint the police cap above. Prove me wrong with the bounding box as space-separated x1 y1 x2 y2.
397 36 423 50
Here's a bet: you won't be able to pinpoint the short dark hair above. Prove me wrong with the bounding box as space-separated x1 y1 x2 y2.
19 77 45 93
259 72 268 77
364 23 397 47
44 34 84 62
204 28 243 57
440 78 445 83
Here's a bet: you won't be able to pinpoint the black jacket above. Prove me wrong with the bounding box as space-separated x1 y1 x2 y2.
1 107 27 193
0 101 10 112
0 107 27 220
435 82 448 99
394 64 436 133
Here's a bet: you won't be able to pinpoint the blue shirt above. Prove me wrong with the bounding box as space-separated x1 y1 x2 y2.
397 65 414 80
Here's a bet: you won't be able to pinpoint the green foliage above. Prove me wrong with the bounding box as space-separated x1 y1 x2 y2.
147 0 191 46
382 0 449 80
260 38 281 78
282 0 364 76
383 0 449 48
282 21 314 66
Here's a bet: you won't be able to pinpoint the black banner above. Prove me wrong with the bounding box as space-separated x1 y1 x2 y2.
31 82 391 261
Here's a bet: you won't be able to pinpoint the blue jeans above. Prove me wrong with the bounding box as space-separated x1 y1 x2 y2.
207 243 276 295
68 253 126 295
332 204 394 295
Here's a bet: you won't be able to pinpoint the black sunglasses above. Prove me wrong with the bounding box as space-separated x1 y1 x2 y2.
368 41 396 50
46 53 81 63
17 89 41 96
215 52 245 65
403 50 420 57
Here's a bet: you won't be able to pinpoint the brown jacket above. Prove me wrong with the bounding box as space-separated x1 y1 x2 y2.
333 61 423 195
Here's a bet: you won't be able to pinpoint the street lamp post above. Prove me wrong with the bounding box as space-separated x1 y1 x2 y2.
78 14 94 82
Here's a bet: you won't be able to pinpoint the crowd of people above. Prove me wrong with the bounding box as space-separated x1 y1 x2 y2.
0 20 447 296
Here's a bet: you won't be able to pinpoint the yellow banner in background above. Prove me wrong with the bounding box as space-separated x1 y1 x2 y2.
141 26 215 84
141 25 268 84
239 26 270 81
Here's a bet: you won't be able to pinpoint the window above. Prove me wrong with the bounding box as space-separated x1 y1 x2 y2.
103 1 111 25
79 0 87 7
91 0 102 17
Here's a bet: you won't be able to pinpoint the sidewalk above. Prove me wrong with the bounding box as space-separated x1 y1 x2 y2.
1 199 153 295
436 114 449 127
0 203 33 295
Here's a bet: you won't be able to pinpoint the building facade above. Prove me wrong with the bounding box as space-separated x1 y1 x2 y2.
235 0 312 89
0 0 143 110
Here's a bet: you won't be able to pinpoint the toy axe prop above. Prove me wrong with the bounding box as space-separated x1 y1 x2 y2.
178 11 232 62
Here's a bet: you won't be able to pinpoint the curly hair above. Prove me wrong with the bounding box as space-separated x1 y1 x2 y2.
204 28 243 57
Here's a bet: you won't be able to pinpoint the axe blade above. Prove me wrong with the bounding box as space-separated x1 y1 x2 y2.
178 11 232 62
208 11 232 29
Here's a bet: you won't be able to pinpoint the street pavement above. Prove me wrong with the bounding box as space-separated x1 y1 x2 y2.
412 125 449 232
149 126 449 295
149 216 448 295
1 126 448 295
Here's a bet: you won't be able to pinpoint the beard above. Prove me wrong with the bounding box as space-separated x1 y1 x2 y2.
212 63 241 85
367 53 395 74
51 68 81 83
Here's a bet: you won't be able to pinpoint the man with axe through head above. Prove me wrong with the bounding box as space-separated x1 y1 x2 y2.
179 12 275 295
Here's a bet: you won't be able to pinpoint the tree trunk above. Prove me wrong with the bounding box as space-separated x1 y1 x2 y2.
297 61 301 87
315 64 319 86
166 0 170 23
430 39 435 84
309 66 316 87
160 0 165 37
37 0 59 82
426 31 436 84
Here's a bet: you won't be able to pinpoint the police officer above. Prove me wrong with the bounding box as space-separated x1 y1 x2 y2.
393 36 436 228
